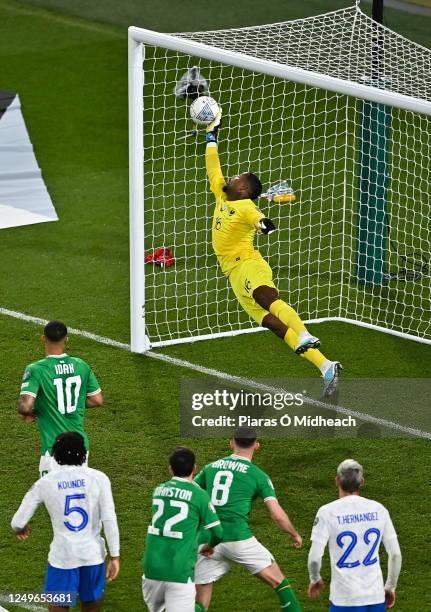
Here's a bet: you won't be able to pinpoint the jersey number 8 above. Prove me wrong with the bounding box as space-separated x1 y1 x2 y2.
211 471 234 507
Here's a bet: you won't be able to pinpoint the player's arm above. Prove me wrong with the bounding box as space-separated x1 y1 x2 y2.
307 508 329 598
265 499 302 547
194 467 207 489
18 366 39 422
242 203 276 235
11 480 43 539
18 393 36 422
86 367 104 408
307 540 326 598
205 110 226 199
199 492 223 556
98 474 120 581
382 512 402 609
257 472 302 547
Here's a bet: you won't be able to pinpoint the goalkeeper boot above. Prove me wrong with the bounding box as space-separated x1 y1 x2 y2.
323 362 343 398
294 331 320 354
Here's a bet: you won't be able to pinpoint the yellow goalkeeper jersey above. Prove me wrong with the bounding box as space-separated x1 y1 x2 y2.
206 144 265 276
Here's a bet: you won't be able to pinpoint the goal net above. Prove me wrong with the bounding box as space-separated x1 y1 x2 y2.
128 3 431 352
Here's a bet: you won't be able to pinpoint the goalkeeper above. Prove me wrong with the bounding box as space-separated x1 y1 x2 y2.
205 110 341 396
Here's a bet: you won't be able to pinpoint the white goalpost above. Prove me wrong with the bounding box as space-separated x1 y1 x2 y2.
128 3 431 353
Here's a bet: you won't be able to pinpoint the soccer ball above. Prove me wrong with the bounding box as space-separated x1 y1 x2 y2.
190 96 220 126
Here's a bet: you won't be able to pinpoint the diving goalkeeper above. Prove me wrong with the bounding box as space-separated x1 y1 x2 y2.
205 110 341 396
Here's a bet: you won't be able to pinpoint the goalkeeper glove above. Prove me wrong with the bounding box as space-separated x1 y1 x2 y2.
206 109 222 143
258 218 276 235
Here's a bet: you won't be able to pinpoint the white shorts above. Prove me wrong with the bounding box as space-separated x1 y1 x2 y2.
194 537 274 584
142 576 195 612
39 452 89 477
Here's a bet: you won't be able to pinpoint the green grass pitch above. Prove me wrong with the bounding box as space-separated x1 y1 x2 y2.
0 0 430 610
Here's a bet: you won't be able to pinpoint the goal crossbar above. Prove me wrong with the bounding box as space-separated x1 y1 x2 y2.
129 26 431 117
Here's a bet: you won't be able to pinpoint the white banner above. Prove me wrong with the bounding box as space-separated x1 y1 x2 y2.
0 91 58 230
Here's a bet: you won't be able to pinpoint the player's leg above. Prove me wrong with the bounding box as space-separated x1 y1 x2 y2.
78 563 105 612
164 580 196 612
195 583 213 611
229 259 341 394
142 577 166 612
80 603 101 612
262 313 342 395
194 545 232 610
254 284 320 354
219 537 302 611
256 563 301 611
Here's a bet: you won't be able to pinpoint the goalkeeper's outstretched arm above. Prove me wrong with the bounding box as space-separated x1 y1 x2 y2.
205 110 226 199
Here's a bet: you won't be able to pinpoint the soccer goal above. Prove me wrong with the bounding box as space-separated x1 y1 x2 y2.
128 2 431 353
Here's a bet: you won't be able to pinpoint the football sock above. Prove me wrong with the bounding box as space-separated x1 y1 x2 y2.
269 299 307 335
195 604 206 612
284 330 327 371
274 578 302 611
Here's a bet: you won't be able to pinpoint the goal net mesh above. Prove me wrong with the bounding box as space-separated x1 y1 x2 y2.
141 4 431 346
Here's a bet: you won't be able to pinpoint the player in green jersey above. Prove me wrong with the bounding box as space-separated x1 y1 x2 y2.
142 447 223 612
194 427 303 611
18 321 103 477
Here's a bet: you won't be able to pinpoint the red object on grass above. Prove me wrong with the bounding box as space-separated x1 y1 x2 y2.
144 247 175 268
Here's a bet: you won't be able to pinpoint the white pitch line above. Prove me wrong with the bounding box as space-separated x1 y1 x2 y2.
1 306 430 439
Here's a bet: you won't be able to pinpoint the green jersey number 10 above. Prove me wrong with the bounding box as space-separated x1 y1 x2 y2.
53 375 82 414
211 470 234 506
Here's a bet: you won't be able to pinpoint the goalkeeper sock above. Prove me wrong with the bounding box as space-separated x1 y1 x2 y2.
270 299 307 335
274 578 302 611
195 604 206 612
284 330 328 371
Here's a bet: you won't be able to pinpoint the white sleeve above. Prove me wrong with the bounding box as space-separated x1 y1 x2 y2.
98 474 120 557
384 537 402 591
382 512 402 591
11 481 43 531
308 540 326 583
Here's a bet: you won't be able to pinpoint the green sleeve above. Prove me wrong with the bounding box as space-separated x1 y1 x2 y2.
194 467 207 490
86 367 101 396
207 522 223 548
200 492 222 547
20 364 40 398
257 470 277 502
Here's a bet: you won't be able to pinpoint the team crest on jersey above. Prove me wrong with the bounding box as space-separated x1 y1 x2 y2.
313 516 319 526
22 369 31 381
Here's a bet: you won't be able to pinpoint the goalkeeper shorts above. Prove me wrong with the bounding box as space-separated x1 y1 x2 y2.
229 256 276 325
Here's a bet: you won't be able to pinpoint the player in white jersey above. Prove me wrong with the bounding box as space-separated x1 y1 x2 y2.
307 459 402 612
11 432 120 611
